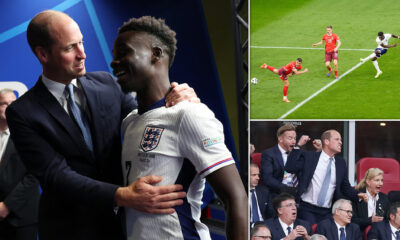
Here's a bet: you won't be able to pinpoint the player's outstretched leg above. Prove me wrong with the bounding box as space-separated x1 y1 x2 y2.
334 59 338 79
325 62 332 77
372 60 383 78
361 53 376 62
282 80 290 102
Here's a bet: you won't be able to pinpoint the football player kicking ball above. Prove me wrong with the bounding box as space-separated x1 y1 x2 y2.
312 25 341 79
260 58 308 102
360 32 400 78
112 16 247 240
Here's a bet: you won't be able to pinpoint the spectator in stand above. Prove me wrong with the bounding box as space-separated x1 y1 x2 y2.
352 168 389 232
367 201 400 239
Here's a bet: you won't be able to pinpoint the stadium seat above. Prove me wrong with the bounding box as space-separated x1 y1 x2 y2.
312 223 317 234
357 157 400 182
357 157 400 194
363 225 371 240
251 153 262 169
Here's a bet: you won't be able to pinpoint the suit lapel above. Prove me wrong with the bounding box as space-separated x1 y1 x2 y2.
274 218 287 238
385 221 392 239
0 139 12 169
32 77 92 157
274 145 284 168
330 219 339 240
345 225 352 240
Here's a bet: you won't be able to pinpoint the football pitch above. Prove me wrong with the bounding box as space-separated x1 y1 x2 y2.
250 0 400 119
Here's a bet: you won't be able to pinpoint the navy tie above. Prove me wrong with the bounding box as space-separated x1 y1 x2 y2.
287 226 291 235
340 227 346 240
66 84 93 151
250 189 260 223
396 231 400 240
317 157 333 206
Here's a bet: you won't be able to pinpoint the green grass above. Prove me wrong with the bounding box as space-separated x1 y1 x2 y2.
250 0 400 119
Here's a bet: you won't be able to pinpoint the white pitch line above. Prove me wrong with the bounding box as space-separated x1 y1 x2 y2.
251 46 374 52
279 60 368 119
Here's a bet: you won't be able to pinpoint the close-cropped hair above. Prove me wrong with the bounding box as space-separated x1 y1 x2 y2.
118 16 177 68
388 202 400 218
332 199 351 214
310 234 328 240
355 168 383 190
0 88 15 96
327 25 332 29
277 123 296 138
250 222 270 238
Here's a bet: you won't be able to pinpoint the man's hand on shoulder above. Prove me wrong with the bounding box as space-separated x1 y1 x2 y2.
165 82 200 107
115 175 186 214
0 202 10 219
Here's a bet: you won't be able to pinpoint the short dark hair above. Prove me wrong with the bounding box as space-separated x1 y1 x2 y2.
250 222 270 238
389 202 400 218
118 16 177 68
277 123 296 138
297 58 303 63
327 25 333 29
272 192 295 215
378 32 384 37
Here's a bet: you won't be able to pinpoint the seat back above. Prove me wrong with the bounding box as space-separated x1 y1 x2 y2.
357 157 400 182
251 153 262 169
363 225 371 240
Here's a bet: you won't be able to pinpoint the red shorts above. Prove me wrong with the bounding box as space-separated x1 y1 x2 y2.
325 51 338 62
278 67 288 81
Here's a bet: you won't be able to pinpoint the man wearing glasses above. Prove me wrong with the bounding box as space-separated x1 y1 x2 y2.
251 223 272 240
265 193 311 240
315 199 362 240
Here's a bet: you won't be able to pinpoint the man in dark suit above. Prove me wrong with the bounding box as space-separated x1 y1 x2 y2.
250 163 274 227
265 193 311 240
367 201 400 240
6 10 195 240
261 123 321 199
316 199 362 240
0 89 40 240
285 129 367 225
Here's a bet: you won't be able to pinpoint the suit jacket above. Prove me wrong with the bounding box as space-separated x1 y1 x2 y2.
0 139 39 227
351 188 389 232
265 217 311 240
6 72 136 240
316 217 362 240
261 145 286 195
285 149 359 202
254 184 274 221
367 220 393 240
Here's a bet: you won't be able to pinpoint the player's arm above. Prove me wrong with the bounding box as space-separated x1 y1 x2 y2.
206 164 247 240
312 40 323 47
381 43 398 48
391 34 400 39
334 39 341 52
293 68 309 75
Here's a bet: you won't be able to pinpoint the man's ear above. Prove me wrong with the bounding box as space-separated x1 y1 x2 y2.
35 46 50 64
151 46 163 64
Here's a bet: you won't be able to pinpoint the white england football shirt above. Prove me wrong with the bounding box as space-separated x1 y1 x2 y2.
376 33 392 49
121 100 235 240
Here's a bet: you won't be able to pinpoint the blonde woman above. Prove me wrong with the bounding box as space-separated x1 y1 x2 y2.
352 168 389 231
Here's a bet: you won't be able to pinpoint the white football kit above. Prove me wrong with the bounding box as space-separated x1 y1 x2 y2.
376 33 391 49
121 100 235 240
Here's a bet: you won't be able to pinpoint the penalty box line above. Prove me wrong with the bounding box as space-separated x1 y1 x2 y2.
251 46 374 51
279 60 368 119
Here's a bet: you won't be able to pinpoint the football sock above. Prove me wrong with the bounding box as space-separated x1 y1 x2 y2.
267 66 275 72
335 71 338 78
372 60 381 72
327 66 332 72
283 86 288 97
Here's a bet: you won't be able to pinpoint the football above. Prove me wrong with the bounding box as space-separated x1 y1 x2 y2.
251 77 258 85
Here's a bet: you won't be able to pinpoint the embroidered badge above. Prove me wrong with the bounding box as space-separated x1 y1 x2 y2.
202 136 223 148
140 126 164 152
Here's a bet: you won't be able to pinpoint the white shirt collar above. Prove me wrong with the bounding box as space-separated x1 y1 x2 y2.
41 74 78 100
1 129 9 135
390 221 400 232
320 150 335 162
278 217 294 234
278 144 288 154
366 189 379 201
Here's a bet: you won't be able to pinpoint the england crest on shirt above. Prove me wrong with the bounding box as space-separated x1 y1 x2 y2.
140 126 164 152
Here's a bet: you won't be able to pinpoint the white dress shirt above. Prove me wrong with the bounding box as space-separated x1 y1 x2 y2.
334 220 346 239
301 150 336 208
278 144 295 186
0 128 10 162
250 187 264 222
390 222 400 240
278 217 294 237
366 189 379 217
41 74 89 116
